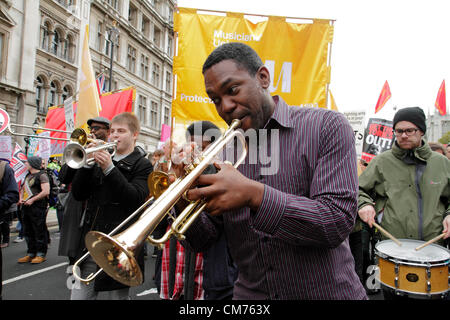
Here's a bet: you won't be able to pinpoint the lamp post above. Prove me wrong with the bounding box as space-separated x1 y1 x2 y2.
108 21 120 92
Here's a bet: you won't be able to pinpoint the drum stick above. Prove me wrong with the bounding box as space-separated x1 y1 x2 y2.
372 222 402 246
415 233 446 251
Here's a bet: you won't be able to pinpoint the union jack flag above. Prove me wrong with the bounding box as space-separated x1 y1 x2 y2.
96 73 106 95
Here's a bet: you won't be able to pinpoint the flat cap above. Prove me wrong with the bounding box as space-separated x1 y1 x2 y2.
87 116 110 128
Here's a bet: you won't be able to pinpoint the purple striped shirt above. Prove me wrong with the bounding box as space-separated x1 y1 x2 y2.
184 96 368 300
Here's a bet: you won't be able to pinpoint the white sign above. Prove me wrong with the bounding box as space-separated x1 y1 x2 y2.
64 97 75 133
38 131 51 160
343 111 366 159
0 135 12 160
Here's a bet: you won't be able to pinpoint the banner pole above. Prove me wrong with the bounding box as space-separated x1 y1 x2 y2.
325 20 335 109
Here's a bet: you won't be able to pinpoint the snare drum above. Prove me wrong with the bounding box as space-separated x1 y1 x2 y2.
375 239 450 299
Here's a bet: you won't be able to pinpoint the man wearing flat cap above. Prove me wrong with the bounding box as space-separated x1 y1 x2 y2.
17 156 50 264
87 116 110 141
358 107 450 299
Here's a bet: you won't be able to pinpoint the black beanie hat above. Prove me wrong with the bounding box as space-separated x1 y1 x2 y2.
393 107 426 134
26 156 42 170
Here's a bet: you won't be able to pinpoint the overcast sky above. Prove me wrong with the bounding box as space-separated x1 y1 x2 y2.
176 0 450 121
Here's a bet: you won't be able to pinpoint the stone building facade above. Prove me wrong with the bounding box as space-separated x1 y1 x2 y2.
0 0 175 153
426 112 450 143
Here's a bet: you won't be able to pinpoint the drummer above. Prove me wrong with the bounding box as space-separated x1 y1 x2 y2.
358 107 450 298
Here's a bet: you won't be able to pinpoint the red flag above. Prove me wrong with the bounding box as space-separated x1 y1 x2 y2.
435 80 446 115
44 87 136 156
375 81 391 113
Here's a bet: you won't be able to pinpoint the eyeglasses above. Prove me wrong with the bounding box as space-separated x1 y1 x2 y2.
393 128 419 136
89 125 107 131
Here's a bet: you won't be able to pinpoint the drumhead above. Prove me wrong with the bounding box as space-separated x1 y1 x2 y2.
375 239 450 263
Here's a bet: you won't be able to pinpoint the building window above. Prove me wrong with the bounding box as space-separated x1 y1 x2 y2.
51 30 60 55
128 4 138 28
41 23 50 50
153 26 161 47
36 77 44 113
168 8 174 23
140 55 149 81
165 71 171 93
151 63 160 88
66 34 75 63
164 106 170 125
127 45 136 72
167 36 173 57
62 85 72 102
97 22 103 52
151 101 158 128
142 16 150 38
107 0 119 10
62 38 69 60
49 81 57 108
104 29 111 57
138 95 148 125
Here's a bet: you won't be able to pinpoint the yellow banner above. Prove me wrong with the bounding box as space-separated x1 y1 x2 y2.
173 8 334 126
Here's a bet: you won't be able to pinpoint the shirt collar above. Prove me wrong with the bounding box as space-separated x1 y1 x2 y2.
264 95 294 129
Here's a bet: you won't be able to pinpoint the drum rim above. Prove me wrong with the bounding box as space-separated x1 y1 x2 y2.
380 284 450 298
375 239 450 264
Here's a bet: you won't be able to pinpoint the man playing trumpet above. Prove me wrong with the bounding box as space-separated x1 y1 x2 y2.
171 42 367 300
70 112 152 300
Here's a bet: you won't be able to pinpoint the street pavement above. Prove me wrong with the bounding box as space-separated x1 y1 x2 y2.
2 209 384 300
1 208 160 300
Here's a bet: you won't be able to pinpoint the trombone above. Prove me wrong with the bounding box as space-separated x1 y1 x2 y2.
7 123 72 142
72 119 247 286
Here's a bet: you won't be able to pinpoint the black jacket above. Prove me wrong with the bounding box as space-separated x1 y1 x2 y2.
0 163 19 216
71 147 152 291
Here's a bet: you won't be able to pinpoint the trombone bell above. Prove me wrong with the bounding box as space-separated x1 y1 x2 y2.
85 231 143 287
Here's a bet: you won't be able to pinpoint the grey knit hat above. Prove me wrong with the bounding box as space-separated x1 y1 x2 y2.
26 156 42 170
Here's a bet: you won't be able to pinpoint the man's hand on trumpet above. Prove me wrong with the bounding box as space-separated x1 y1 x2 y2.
93 148 113 171
186 161 264 216
169 141 264 216
85 139 113 171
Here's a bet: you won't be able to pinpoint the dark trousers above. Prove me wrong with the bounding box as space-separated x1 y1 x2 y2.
22 205 48 256
16 208 24 238
0 221 9 244
0 246 3 299
349 230 364 285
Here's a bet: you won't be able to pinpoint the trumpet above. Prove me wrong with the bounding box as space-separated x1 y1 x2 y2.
63 140 117 169
72 119 247 286
63 128 117 169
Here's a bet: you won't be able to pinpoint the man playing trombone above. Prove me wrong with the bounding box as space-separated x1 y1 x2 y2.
69 112 152 300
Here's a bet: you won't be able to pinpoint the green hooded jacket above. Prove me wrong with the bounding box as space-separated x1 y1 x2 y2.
358 139 450 242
